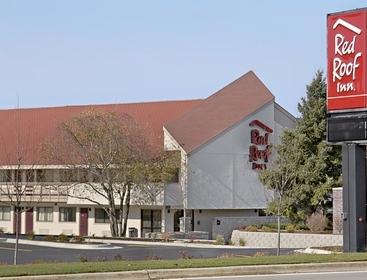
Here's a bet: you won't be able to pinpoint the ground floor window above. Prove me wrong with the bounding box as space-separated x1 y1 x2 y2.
59 207 76 222
95 208 109 223
141 209 161 237
37 207 53 222
0 206 11 221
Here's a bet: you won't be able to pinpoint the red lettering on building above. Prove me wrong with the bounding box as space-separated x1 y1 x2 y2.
248 120 272 170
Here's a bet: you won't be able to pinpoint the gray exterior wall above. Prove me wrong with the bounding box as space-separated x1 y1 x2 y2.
186 102 275 209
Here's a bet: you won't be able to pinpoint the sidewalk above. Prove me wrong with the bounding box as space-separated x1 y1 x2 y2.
0 237 247 249
1 261 367 280
0 238 121 250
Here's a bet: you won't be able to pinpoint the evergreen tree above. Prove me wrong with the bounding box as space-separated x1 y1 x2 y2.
261 70 341 224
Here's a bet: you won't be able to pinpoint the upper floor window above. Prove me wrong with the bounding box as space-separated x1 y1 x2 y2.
35 170 54 183
0 170 13 183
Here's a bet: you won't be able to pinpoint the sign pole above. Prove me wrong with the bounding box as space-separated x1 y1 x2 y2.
342 144 366 252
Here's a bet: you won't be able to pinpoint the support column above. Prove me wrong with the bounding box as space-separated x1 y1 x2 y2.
342 144 366 252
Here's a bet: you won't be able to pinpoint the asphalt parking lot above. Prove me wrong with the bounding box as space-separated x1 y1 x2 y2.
0 242 294 264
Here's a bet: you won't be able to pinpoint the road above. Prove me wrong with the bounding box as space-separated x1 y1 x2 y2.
0 242 294 264
171 271 367 280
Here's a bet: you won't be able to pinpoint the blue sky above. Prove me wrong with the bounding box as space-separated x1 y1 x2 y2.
0 1 365 115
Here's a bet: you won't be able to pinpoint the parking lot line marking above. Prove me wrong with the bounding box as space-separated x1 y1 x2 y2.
0 246 32 252
127 244 149 248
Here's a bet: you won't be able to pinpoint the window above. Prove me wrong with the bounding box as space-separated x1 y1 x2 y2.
37 207 53 222
0 206 11 221
0 170 13 182
59 207 76 222
95 208 119 223
59 169 78 183
141 209 162 237
35 170 54 183
95 208 109 223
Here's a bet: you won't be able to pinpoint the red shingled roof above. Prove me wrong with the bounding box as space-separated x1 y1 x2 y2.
0 100 202 165
164 71 274 154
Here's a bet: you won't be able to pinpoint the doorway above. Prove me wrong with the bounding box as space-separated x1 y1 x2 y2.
25 208 34 234
141 209 162 237
79 208 88 236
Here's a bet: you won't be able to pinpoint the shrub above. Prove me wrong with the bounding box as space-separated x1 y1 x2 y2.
239 238 246 246
114 254 126 261
244 225 258 232
227 239 234 245
73 235 84 243
261 225 276 232
179 250 192 259
214 235 225 245
217 253 235 259
286 224 297 233
58 234 70 243
306 212 328 232
260 223 278 230
161 232 171 242
43 235 56 242
144 255 162 260
253 251 266 257
27 232 35 240
78 255 88 262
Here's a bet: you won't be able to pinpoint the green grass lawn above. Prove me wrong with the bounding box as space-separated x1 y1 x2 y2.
1 253 367 278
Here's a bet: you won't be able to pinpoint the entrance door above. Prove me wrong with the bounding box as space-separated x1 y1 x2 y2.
79 208 88 236
13 207 21 234
25 208 34 234
174 210 184 232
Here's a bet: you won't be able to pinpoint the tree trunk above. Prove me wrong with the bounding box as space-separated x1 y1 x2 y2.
122 185 131 237
14 208 19 265
107 189 118 237
118 189 125 237
277 194 282 256
277 211 281 256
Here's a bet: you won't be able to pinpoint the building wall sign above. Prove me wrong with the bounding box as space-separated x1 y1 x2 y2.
249 120 272 170
327 10 367 111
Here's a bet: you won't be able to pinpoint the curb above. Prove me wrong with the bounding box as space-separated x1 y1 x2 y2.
1 239 121 250
1 261 367 280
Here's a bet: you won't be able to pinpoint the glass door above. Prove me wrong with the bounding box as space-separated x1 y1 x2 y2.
141 209 162 237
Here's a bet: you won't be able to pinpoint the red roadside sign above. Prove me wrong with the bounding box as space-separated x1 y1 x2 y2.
327 9 367 111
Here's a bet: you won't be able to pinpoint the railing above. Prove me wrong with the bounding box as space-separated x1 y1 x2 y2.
0 184 68 203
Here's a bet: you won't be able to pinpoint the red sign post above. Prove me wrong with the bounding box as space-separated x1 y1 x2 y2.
327 10 367 111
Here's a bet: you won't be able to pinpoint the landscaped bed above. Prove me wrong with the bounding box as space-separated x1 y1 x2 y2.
1 253 367 278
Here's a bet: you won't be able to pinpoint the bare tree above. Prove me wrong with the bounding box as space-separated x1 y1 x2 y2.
43 110 179 237
0 109 45 265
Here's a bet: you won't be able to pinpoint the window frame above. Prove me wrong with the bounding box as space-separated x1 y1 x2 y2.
95 208 109 223
36 207 54 222
59 207 76 223
0 206 11 221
